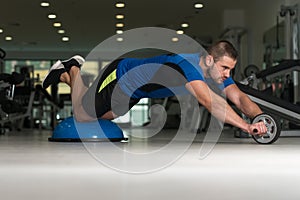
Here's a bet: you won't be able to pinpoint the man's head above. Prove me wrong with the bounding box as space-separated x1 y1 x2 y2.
206 40 238 62
204 40 238 84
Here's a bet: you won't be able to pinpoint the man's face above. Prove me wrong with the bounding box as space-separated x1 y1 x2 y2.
208 55 236 84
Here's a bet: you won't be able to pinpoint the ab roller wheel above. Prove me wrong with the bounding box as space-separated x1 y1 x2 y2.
251 113 281 144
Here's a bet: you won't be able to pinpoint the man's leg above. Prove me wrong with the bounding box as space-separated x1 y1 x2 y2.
67 67 97 122
43 56 96 122
43 55 116 121
61 67 116 121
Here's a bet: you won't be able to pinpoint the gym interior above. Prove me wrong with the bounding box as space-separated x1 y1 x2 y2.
1 1 300 200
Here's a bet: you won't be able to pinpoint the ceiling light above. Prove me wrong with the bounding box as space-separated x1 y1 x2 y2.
116 37 124 42
176 29 184 34
194 3 204 9
0 29 3 33
5 36 13 41
116 30 123 34
58 29 65 34
181 23 189 28
53 22 62 27
40 2 50 7
172 37 179 42
116 23 124 28
115 2 125 8
115 14 125 19
48 14 56 19
62 37 69 42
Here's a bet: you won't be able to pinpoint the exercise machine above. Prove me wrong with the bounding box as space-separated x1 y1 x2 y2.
0 49 36 133
0 72 35 133
239 59 300 142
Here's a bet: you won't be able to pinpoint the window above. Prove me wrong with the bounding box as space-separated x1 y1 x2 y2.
3 59 151 127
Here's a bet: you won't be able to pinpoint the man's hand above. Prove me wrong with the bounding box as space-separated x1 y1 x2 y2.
248 122 267 136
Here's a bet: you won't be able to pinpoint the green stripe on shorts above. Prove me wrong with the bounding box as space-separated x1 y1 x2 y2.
98 69 117 93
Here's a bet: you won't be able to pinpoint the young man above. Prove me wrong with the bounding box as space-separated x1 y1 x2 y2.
43 40 267 135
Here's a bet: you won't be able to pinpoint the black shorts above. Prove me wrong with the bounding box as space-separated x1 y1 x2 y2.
82 59 140 118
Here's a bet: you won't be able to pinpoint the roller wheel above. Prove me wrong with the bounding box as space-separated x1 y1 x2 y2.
251 113 281 144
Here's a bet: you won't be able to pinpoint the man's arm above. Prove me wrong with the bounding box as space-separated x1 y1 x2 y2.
223 84 262 119
185 80 266 135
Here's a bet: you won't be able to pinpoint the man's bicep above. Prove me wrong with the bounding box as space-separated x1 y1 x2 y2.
224 84 246 107
185 80 213 106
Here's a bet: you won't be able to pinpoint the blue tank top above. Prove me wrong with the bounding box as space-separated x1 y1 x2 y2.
116 53 234 98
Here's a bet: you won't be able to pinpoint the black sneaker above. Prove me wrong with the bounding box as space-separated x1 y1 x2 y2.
61 55 85 73
42 60 66 89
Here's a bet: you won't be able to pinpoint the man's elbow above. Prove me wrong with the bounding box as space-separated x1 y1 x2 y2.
198 97 212 111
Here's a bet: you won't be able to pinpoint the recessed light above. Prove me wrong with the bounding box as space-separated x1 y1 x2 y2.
116 23 124 28
115 14 125 19
115 2 125 8
181 23 189 28
40 2 50 7
53 22 62 27
62 37 69 42
116 30 123 34
5 36 13 41
194 3 204 9
58 29 65 34
176 29 184 34
116 37 123 42
172 37 179 42
48 14 56 19
0 29 3 33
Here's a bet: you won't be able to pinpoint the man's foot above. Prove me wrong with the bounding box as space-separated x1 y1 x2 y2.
61 55 85 73
42 60 66 89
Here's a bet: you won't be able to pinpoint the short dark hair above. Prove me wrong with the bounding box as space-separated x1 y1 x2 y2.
206 40 238 62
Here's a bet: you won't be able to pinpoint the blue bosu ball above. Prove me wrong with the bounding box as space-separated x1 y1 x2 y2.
49 116 126 142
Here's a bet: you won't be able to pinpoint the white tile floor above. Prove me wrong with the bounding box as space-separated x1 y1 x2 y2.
1 128 300 200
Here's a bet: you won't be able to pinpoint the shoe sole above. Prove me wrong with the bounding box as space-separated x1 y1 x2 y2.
62 55 85 73
63 55 85 66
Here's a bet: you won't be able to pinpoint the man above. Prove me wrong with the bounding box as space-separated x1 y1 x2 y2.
43 40 267 135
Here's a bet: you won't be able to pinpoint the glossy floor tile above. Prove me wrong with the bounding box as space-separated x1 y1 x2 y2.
0 128 300 200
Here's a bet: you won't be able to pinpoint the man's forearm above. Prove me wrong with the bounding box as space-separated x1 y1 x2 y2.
239 95 263 119
206 92 250 132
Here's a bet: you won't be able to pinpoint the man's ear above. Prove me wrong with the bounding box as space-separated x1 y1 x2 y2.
205 55 214 67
